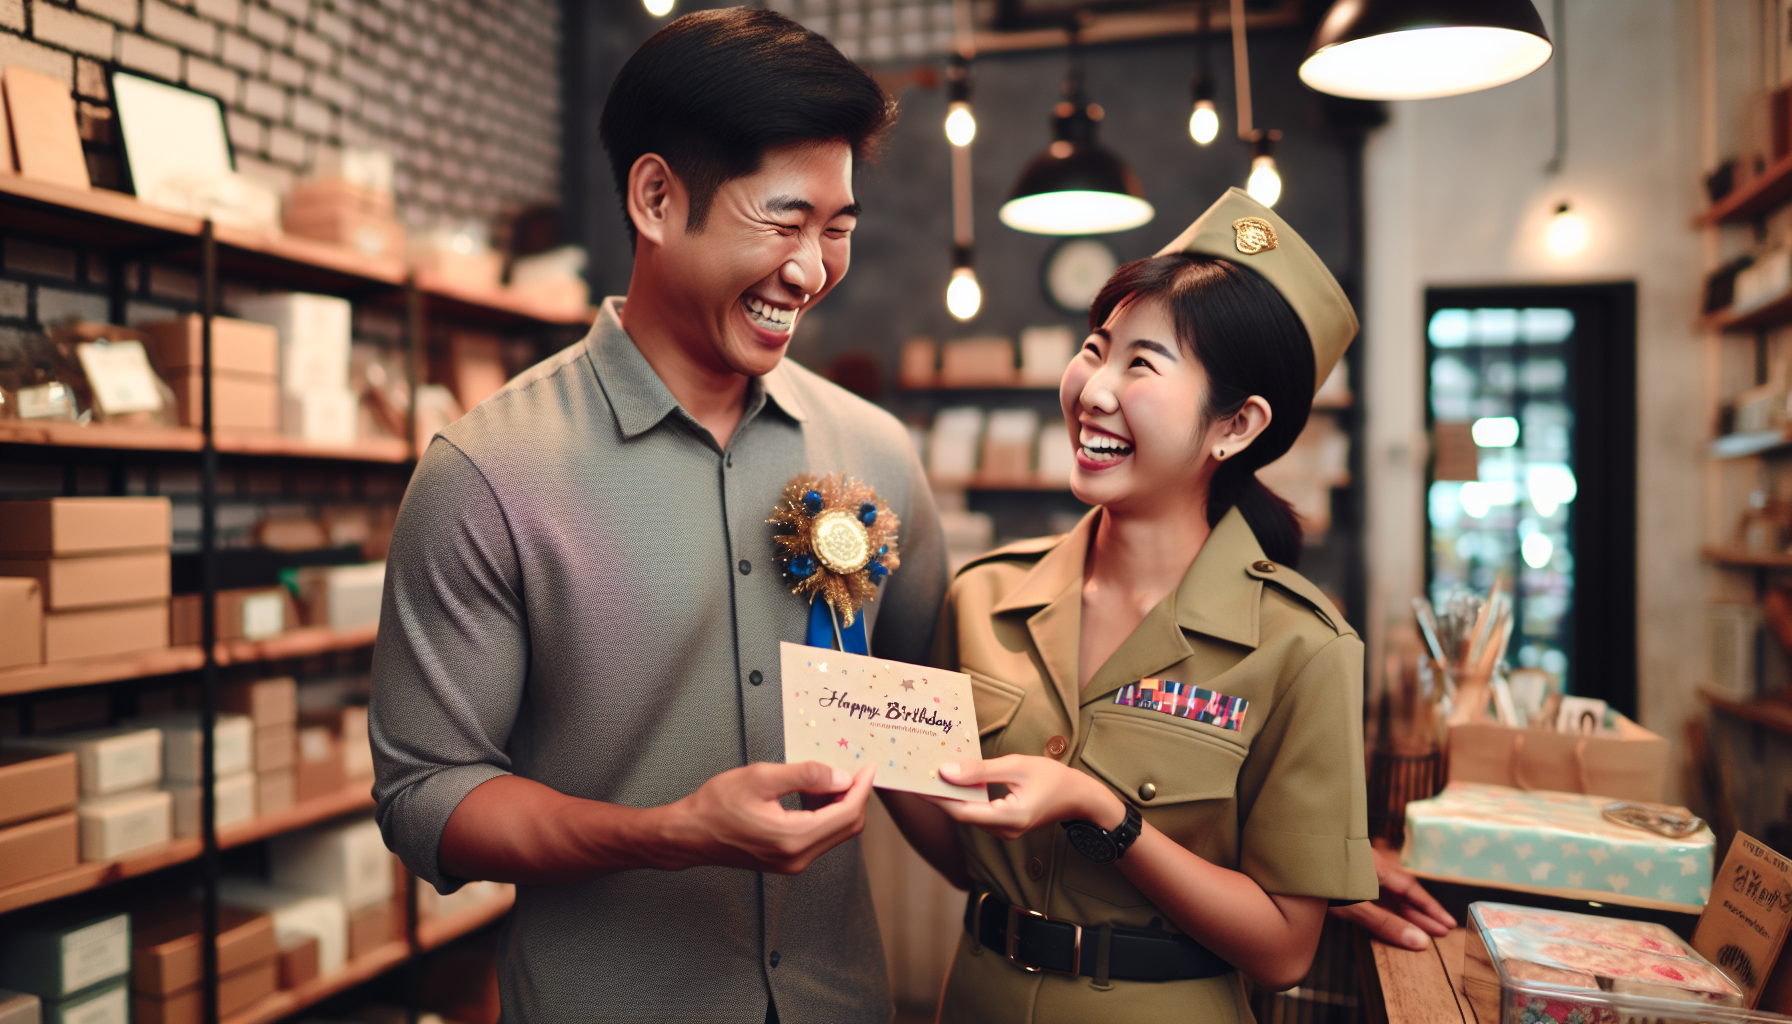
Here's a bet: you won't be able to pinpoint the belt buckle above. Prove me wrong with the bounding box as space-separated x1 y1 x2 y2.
1005 904 1082 976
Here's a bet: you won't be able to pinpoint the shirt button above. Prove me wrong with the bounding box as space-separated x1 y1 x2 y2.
769 950 780 968
1026 857 1045 880
1138 782 1158 801
749 670 763 686
739 559 752 575
1252 560 1277 573
725 452 734 468
1044 735 1067 757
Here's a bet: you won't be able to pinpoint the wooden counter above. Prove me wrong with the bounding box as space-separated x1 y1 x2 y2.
1360 927 1472 1024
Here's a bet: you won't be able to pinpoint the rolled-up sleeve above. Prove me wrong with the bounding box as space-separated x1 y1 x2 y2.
370 437 526 893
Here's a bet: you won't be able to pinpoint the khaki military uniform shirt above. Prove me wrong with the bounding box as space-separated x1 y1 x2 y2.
932 507 1376 1024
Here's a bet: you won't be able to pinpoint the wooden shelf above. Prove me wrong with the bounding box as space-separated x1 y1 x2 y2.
1709 429 1792 459
1703 688 1792 736
1696 151 1792 227
214 624 379 666
214 432 411 463
219 784 374 849
1702 289 1792 334
416 273 596 328
213 223 405 289
416 890 516 951
224 940 409 1024
0 420 205 452
0 646 206 697
1701 545 1792 568
0 177 201 243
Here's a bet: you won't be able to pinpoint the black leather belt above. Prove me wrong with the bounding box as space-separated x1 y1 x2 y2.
964 889 1232 982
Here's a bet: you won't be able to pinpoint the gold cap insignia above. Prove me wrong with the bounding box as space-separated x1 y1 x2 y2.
1232 217 1277 255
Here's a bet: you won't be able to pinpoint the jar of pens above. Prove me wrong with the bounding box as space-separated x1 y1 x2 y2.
1370 583 1522 844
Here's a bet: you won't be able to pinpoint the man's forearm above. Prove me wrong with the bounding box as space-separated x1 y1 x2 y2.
439 775 681 885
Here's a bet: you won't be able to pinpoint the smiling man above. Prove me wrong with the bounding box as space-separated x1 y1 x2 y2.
367 10 946 1023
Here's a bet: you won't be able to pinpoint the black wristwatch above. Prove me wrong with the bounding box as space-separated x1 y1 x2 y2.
1061 804 1142 864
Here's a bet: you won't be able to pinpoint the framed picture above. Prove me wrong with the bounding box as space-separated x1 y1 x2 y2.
111 71 234 202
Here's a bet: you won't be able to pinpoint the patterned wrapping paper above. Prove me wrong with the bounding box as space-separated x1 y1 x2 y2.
1463 902 1745 1024
1402 782 1714 909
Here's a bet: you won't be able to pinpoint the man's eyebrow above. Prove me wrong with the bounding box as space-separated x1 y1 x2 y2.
835 202 862 219
765 195 813 214
1128 338 1178 359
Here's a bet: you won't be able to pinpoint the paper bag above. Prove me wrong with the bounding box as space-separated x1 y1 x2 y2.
1448 714 1668 803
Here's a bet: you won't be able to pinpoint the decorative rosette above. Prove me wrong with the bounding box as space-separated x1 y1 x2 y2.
768 473 900 629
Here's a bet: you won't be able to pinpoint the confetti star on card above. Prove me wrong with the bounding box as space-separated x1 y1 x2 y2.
838 738 849 748
901 679 915 691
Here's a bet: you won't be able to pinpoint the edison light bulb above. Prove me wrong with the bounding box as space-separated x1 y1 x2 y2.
1188 99 1218 145
644 0 674 16
1544 203 1587 258
945 102 976 148
946 267 982 321
1246 155 1281 207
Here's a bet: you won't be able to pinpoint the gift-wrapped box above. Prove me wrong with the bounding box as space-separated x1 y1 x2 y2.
1402 782 1714 910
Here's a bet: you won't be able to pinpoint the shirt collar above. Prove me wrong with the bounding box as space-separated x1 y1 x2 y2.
585 296 808 441
991 504 1265 651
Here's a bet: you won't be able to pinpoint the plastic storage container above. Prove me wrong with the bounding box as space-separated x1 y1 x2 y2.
1464 902 1792 1024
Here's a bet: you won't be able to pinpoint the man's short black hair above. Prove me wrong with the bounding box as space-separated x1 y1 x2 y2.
599 7 896 241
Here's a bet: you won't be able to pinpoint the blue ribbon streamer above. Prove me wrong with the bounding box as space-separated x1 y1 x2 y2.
807 596 867 655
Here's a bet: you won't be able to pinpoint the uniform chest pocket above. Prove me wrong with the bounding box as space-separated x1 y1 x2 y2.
967 670 1027 757
1059 710 1246 911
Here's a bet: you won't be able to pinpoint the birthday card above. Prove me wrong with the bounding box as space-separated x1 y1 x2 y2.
779 641 987 802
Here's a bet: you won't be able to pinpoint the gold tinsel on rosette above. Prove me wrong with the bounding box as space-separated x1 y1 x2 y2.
767 473 901 628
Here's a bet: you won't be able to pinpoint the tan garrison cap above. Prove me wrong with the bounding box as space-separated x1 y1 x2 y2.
1154 187 1358 393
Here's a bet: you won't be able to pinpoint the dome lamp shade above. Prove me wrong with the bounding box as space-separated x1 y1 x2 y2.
1299 0 1552 101
1000 96 1153 236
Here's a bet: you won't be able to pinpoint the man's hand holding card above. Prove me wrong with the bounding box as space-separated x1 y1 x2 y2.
780 641 988 803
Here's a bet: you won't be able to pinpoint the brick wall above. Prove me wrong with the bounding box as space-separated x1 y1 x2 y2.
2 0 561 233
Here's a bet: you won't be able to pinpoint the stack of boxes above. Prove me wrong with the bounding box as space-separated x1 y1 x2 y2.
0 750 79 890
224 678 298 817
219 880 344 989
290 563 386 633
283 155 405 262
7 727 172 862
139 315 282 435
235 294 356 447
129 713 256 838
269 816 400 961
0 498 173 666
0 910 132 1024
129 901 279 1024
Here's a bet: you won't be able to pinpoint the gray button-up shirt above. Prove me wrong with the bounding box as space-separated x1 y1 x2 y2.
369 298 946 1023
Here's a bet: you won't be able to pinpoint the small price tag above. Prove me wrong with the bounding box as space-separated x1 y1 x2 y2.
1692 831 1792 1008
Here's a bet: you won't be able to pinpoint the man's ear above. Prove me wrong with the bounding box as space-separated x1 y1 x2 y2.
627 153 682 247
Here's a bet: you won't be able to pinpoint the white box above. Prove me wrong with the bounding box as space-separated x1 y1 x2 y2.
233 293 352 394
6 728 162 796
269 816 393 911
316 563 384 632
340 706 373 779
76 788 171 861
128 712 253 783
1018 325 1075 386
219 880 348 976
164 770 256 837
281 389 358 445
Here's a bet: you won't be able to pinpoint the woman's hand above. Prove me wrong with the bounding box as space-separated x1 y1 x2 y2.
926 755 1126 840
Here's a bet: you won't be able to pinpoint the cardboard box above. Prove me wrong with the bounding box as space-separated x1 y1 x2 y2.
133 713 253 783
170 589 297 646
130 957 276 1024
77 788 172 861
347 900 399 959
293 728 344 801
0 578 44 669
0 749 77 826
1448 716 1670 803
0 991 39 1024
340 706 372 779
130 904 276 997
257 770 294 816
0 812 79 889
292 563 384 631
276 936 318 990
4 67 89 191
281 388 358 445
0 498 172 557
43 980 125 1024
6 728 162 796
0 912 130 999
164 771 255 838
167 374 282 433
223 678 297 728
138 316 280 378
284 177 394 218
44 602 169 664
269 816 393 911
218 881 347 976
232 294 351 394
254 723 295 773
0 552 170 611
939 336 1016 387
283 206 406 260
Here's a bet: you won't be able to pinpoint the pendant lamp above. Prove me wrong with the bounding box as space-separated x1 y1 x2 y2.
999 35 1153 236
1299 0 1552 101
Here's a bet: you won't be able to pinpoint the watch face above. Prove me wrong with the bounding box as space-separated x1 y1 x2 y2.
1065 822 1117 864
1043 238 1120 314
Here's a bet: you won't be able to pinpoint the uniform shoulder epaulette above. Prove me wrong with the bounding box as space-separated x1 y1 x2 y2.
955 533 1063 576
1243 559 1356 637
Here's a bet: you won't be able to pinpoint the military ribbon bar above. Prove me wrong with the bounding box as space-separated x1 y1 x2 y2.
1113 678 1249 732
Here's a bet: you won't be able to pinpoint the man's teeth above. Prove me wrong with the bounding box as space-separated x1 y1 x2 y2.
744 296 795 330
1080 430 1133 461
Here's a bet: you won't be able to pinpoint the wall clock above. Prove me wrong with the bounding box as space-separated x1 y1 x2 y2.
1042 237 1120 315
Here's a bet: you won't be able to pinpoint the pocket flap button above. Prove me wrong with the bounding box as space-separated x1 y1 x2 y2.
1044 735 1068 757
1137 782 1157 801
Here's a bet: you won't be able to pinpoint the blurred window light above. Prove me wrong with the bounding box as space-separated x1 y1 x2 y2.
1472 416 1520 448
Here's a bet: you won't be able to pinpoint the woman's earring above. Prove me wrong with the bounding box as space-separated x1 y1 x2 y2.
1216 448 1225 459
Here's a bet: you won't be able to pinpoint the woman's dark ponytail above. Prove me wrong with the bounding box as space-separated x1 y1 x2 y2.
1088 253 1315 568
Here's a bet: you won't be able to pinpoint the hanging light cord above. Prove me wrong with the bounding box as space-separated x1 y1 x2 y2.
1545 0 1566 174
1229 0 1253 141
